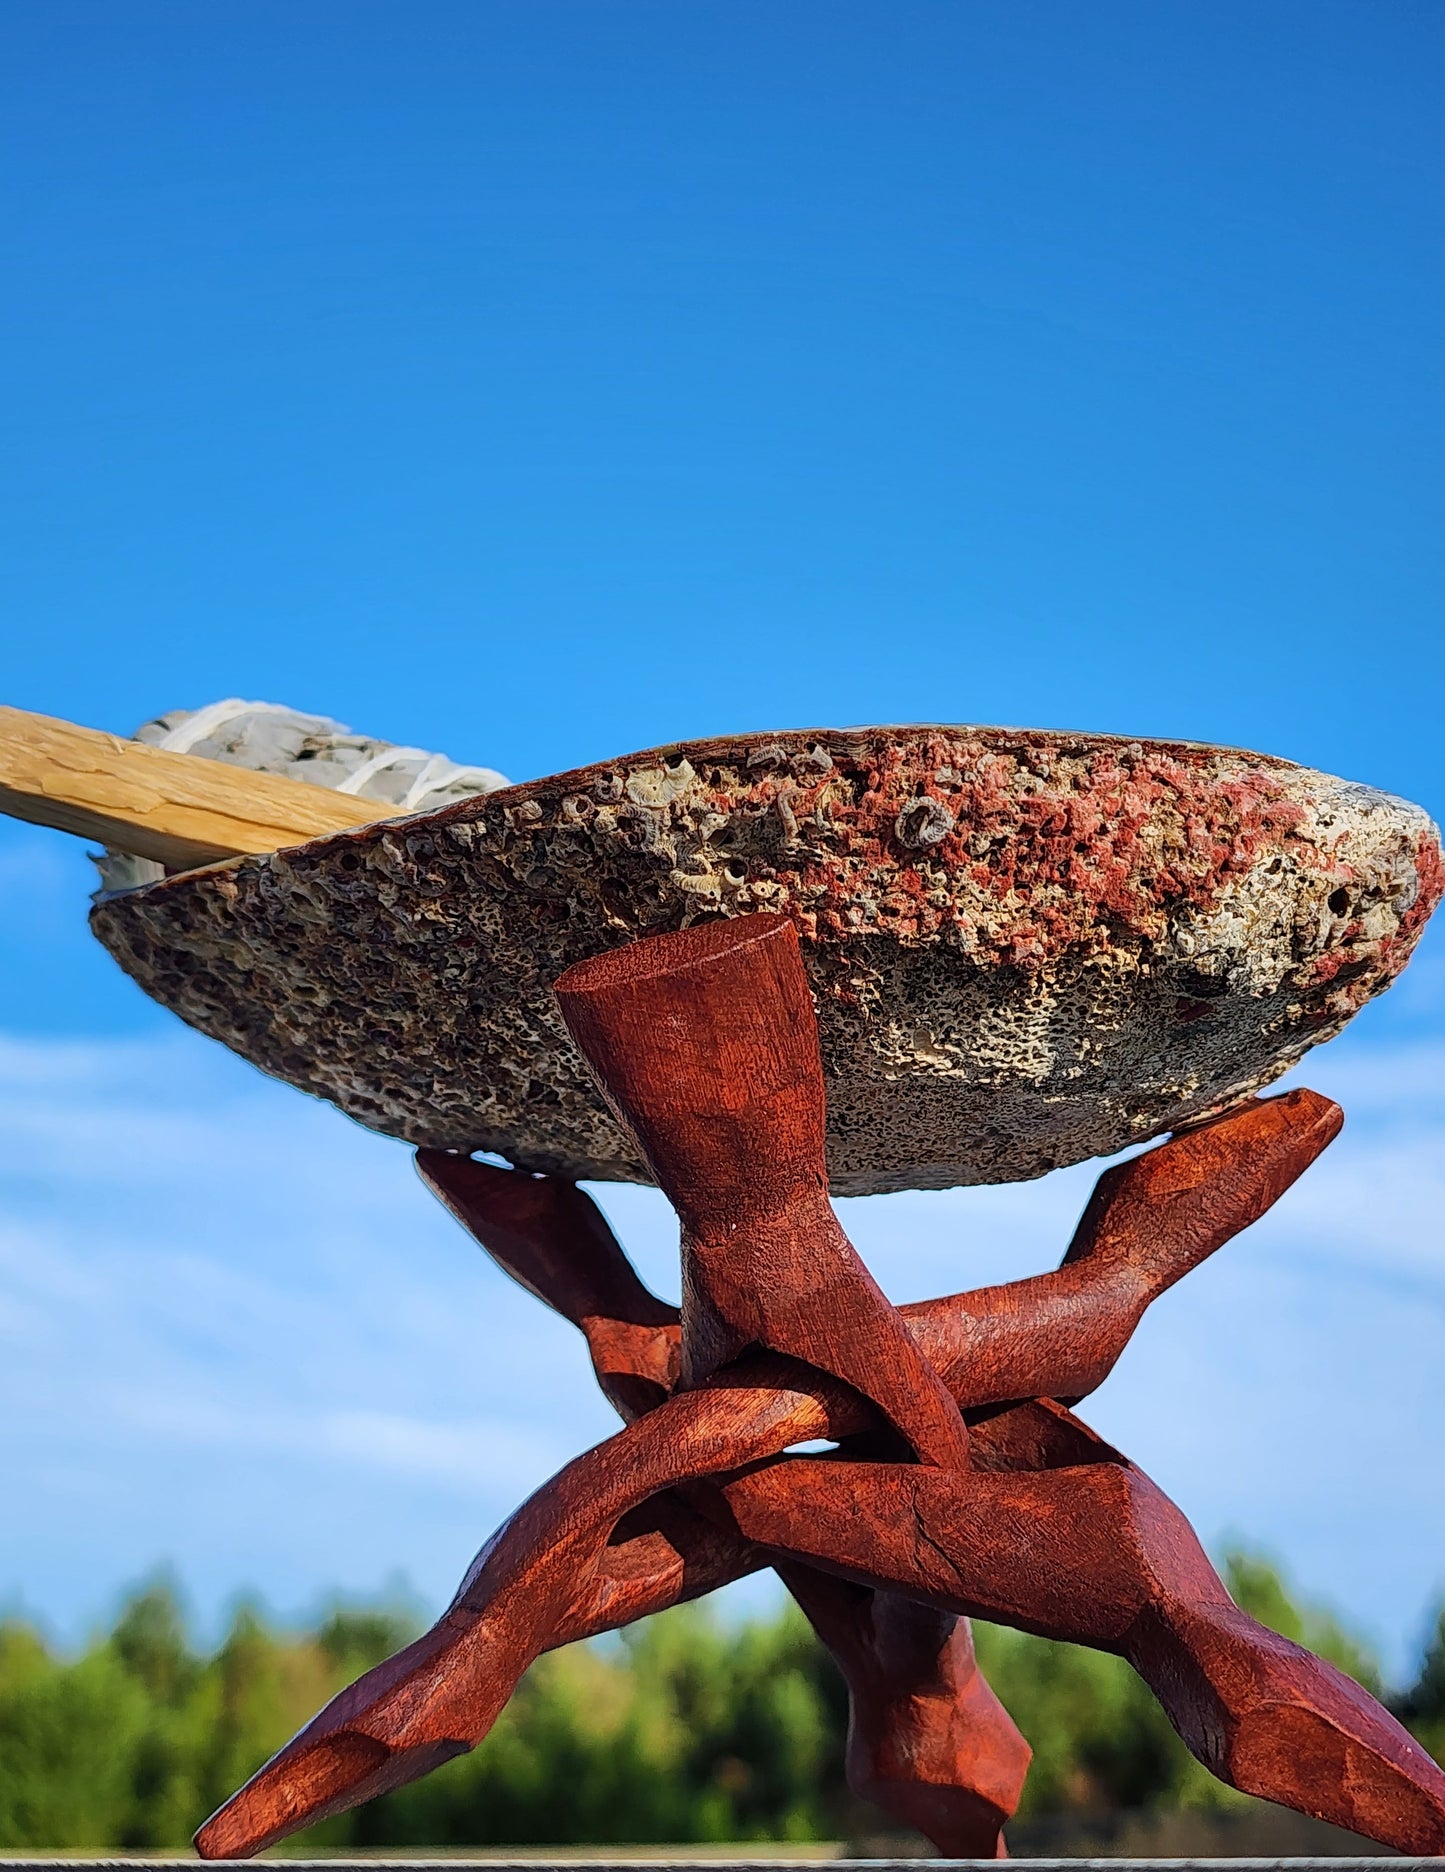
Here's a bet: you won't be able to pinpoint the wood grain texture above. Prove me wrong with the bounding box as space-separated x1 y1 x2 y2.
193 916 1443 1862
0 704 377 867
554 916 970 1467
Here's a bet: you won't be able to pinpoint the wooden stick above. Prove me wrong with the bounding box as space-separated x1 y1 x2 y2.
0 704 382 871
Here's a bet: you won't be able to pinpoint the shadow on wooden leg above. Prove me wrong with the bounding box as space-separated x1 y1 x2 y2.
780 1565 1028 1858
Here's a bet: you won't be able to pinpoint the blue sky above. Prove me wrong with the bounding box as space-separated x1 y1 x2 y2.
2 2 1443 1674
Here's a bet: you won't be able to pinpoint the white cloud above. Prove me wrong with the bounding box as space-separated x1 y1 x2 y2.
321 1409 565 1491
0 1019 1441 1677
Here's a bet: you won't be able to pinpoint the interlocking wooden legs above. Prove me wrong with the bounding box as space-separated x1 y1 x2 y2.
417 1149 1029 1856
198 1374 1445 1855
193 914 1445 1859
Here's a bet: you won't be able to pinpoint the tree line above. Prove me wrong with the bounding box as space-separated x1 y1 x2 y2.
2 1551 1442 1850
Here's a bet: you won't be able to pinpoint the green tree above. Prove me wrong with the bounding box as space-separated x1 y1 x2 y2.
1395 1605 1445 1764
0 1623 152 1847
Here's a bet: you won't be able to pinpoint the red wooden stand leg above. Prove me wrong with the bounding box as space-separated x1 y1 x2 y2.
779 1565 1029 1858
554 915 970 1467
193 913 1441 1860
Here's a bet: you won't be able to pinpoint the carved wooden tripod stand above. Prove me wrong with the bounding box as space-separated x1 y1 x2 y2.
196 913 1445 1859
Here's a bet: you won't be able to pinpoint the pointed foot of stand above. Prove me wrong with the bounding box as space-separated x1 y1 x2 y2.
1161 1603 1445 1856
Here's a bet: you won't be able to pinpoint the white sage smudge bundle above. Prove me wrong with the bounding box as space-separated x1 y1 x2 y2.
95 698 509 893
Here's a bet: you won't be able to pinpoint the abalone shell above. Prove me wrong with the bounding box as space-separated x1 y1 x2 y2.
90 726 1442 1195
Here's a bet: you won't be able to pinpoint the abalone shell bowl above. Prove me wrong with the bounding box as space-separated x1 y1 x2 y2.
90 726 1442 1196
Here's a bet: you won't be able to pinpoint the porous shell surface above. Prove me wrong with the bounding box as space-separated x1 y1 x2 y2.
89 726 1442 1196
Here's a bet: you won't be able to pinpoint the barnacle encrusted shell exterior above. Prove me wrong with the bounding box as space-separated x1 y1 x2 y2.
89 726 1442 1196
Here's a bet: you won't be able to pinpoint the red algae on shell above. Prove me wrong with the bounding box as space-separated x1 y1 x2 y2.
89 726 1441 1196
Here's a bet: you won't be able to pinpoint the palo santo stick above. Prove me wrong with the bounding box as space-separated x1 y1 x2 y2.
0 704 382 871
